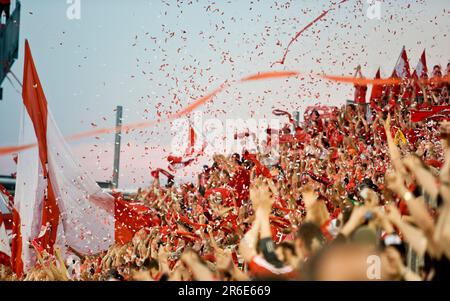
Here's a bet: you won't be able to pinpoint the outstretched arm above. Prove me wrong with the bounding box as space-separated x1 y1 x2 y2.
403 155 440 200
238 210 261 263
386 205 428 257
386 171 435 239
384 115 407 177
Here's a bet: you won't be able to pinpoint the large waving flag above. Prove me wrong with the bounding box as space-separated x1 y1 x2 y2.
22 39 61 257
12 41 148 277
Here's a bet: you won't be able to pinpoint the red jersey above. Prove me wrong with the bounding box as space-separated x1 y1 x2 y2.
248 255 298 279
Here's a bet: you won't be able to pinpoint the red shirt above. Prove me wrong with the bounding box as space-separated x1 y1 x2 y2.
228 167 250 207
248 255 298 279
354 84 368 104
405 128 419 145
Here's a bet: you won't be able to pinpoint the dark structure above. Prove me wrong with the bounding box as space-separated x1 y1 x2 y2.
0 0 20 100
112 105 123 189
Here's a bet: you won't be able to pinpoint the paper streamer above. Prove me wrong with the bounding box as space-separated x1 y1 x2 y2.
273 0 349 66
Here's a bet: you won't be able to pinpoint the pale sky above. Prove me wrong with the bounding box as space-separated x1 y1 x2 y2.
0 0 449 188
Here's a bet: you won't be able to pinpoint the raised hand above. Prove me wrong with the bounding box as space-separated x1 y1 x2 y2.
385 204 402 224
385 170 407 196
250 177 275 213
300 184 318 209
216 248 233 272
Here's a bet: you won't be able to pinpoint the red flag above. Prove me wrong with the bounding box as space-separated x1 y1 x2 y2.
387 69 401 99
410 106 450 122
187 124 196 156
22 40 60 255
11 40 61 277
114 196 153 245
151 168 175 184
242 152 272 178
370 68 383 109
167 155 195 172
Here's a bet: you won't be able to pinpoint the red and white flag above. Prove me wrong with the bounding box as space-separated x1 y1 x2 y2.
386 47 411 99
411 50 428 96
412 50 428 79
12 41 148 277
393 46 411 79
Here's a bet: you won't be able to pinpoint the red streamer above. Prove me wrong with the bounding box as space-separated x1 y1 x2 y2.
1 72 448 158
272 0 349 66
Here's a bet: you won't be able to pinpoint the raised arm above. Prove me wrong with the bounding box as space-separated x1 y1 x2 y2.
385 170 435 238
402 155 439 200
385 205 428 257
384 115 407 177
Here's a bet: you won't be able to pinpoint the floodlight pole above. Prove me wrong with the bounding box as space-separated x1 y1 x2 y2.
112 105 123 189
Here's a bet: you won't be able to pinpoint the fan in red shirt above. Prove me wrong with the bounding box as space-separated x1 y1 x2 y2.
353 65 368 105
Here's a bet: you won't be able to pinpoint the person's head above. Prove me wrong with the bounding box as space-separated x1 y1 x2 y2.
351 225 378 247
379 246 407 280
108 268 124 281
432 65 442 77
275 241 296 264
346 104 356 114
310 109 320 120
294 222 326 259
305 242 377 280
231 153 241 165
358 185 380 207
141 258 159 277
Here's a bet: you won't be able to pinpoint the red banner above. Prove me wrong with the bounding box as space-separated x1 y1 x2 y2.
410 106 450 122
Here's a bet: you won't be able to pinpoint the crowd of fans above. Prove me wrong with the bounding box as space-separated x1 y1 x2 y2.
1 62 449 281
